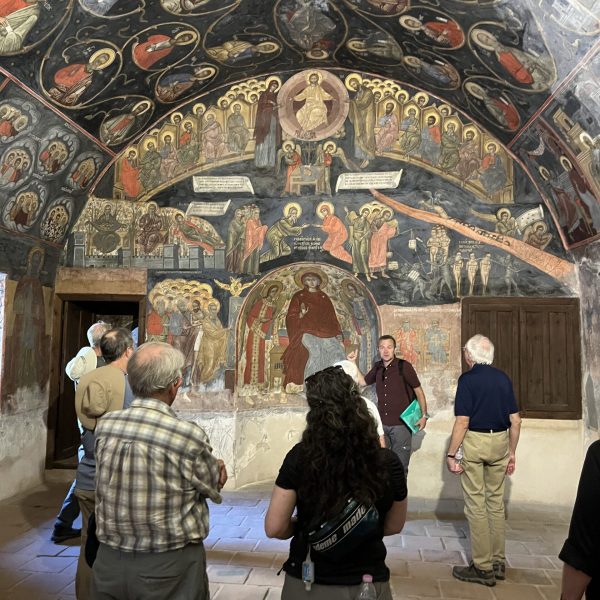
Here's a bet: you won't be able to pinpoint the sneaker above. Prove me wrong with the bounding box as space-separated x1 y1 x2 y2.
493 561 506 580
51 527 81 544
452 562 496 587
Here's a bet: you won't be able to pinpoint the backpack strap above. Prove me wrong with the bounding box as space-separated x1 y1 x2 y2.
397 358 415 401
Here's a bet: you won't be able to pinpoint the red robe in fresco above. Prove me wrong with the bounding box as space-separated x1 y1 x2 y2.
243 297 277 385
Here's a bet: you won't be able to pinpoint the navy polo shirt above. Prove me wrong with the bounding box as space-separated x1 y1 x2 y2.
454 364 518 429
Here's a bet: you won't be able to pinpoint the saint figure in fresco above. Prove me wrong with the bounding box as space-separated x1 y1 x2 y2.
346 207 372 280
121 150 141 198
88 204 125 253
438 122 461 172
347 77 376 167
201 113 226 161
282 270 345 390
254 80 282 169
132 31 196 70
283 0 336 51
315 202 352 263
193 299 228 385
156 66 215 102
456 131 480 182
227 104 250 155
399 15 464 48
2 247 47 413
241 205 267 275
279 142 302 196
419 115 442 165
49 49 115 106
159 134 179 179
225 208 247 273
139 142 162 190
243 283 282 386
100 101 151 146
0 0 40 54
70 158 96 189
171 213 224 254
369 208 397 279
376 102 399 154
137 204 165 255
293 71 332 133
178 121 199 166
260 204 309 263
398 108 421 156
8 190 39 228
479 143 507 196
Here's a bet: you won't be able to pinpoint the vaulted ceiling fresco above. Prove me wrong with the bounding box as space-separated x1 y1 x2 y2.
0 0 599 289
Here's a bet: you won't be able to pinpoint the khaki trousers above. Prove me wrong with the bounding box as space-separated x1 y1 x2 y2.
460 430 509 572
74 488 95 600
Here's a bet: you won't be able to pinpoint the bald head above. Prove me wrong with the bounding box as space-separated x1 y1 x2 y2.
128 342 184 399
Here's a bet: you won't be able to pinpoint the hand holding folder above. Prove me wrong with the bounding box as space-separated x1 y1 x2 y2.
400 399 422 434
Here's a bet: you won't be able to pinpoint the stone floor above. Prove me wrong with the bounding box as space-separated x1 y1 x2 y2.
0 474 571 599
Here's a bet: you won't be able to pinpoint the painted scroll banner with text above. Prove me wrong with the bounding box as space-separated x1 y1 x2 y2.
335 170 403 193
186 200 232 217
193 176 255 194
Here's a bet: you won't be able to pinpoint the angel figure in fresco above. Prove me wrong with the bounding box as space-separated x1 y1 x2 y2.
471 28 556 91
347 76 376 167
314 141 359 195
171 213 224 255
293 71 333 135
282 269 345 392
49 48 116 106
315 201 352 263
243 283 282 386
254 80 282 170
100 101 151 146
399 15 465 49
523 222 552 250
283 0 336 52
260 203 309 263
369 208 397 279
0 0 40 54
277 141 302 196
132 31 197 70
470 207 518 237
193 299 228 385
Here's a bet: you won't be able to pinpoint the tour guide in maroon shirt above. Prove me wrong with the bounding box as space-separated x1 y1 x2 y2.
353 335 428 474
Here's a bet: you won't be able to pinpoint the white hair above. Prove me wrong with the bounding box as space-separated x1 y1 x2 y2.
87 321 111 347
128 342 184 398
464 334 494 365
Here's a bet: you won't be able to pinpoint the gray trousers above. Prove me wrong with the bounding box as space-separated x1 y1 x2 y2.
282 573 393 599
383 423 412 474
91 542 208 600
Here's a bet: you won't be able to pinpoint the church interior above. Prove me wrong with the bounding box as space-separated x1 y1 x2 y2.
0 0 599 597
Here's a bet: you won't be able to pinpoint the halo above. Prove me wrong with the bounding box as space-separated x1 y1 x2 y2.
142 137 157 150
463 125 479 139
207 298 220 311
305 70 323 84
316 200 334 216
395 90 409 103
346 39 367 52
231 102 242 111
193 103 206 115
486 142 498 152
283 202 301 217
160 131 174 142
496 208 511 219
323 140 337 152
282 141 295 152
345 73 363 91
194 66 216 80
133 100 151 114
560 156 573 171
293 266 328 289
256 41 279 54
399 15 423 32
358 202 375 214
90 48 116 69
182 119 195 128
261 280 283 298
306 49 327 60
580 132 594 147
471 28 497 52
175 30 198 44
538 166 550 181
403 55 421 68
465 82 485 100
533 221 548 233
341 277 362 298
265 76 282 91
438 103 452 116
124 146 138 157
167 112 182 125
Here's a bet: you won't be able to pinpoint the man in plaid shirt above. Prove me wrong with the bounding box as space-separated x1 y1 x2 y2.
91 342 228 600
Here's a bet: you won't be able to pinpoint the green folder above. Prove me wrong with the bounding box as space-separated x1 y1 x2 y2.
400 399 422 434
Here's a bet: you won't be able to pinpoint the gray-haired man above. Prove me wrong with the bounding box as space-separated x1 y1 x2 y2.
91 342 227 600
447 334 521 586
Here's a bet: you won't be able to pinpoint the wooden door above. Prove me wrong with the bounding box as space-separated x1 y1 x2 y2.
462 297 581 419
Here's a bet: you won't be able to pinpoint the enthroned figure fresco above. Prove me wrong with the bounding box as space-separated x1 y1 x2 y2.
237 263 379 398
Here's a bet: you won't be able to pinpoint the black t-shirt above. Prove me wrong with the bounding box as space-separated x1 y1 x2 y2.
275 443 407 585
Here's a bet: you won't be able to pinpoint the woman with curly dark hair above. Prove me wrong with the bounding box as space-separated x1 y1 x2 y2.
265 366 407 599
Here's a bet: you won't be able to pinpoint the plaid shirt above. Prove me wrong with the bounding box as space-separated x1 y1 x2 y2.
95 397 222 552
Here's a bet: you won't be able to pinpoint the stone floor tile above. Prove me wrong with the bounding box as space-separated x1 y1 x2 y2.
253 539 290 553
4 590 60 600
213 582 269 599
211 515 246 527
385 546 422 561
231 551 276 568
0 568 31 590
537 584 561 600
206 549 236 564
420 549 466 564
212 538 258 552
10 571 74 594
522 540 562 555
492 583 545 600
506 555 556 570
543 569 561 585
244 528 270 539
264 588 282 600
207 564 251 584
504 568 552 585
384 558 410 577
391 576 441 597
400 521 429 536
506 540 532 554
402 535 444 550
19 556 76 573
406 561 456 580
57 545 80 558
439 580 495 599
442 537 470 552
0 550 43 571
384 533 404 547
505 529 544 542
246 567 284 586
206 525 251 540
425 526 466 538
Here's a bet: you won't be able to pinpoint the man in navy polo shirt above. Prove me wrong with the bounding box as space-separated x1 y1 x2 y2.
446 334 521 587
354 334 428 474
